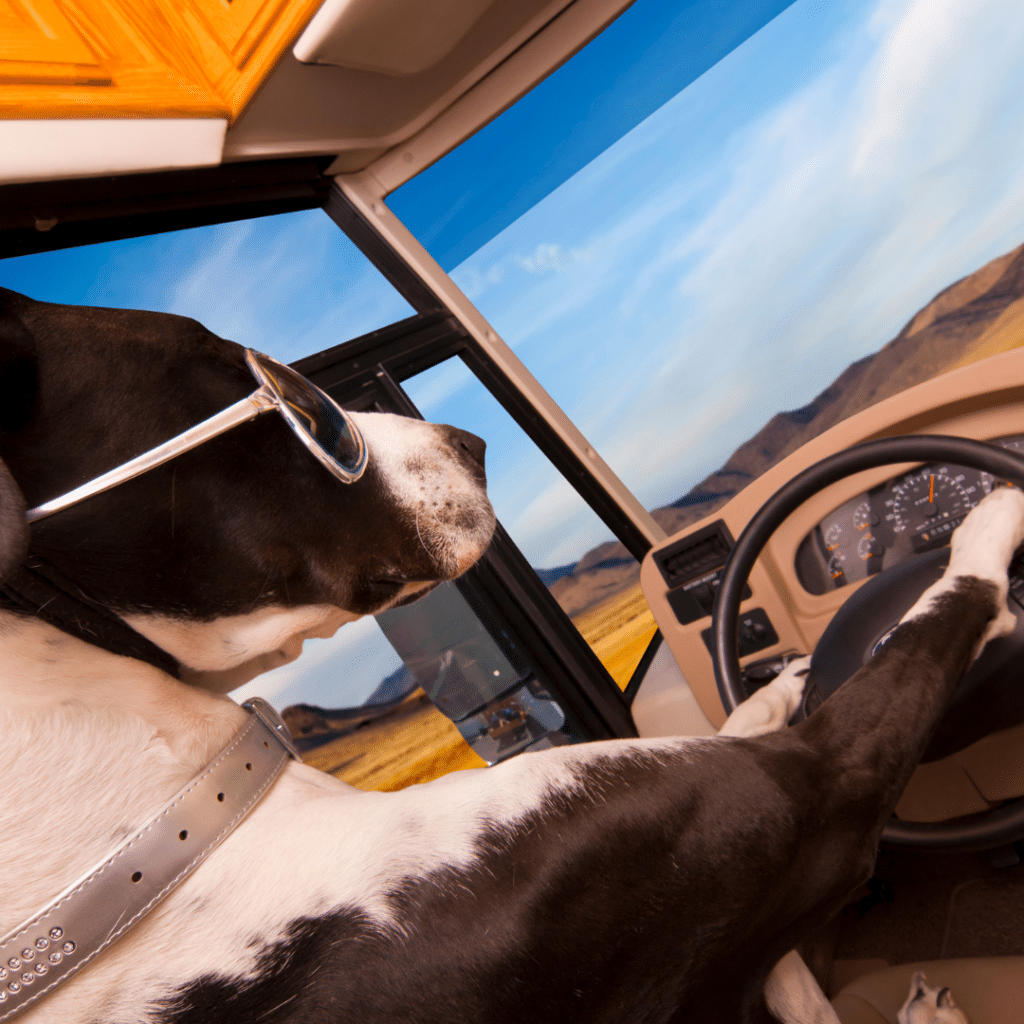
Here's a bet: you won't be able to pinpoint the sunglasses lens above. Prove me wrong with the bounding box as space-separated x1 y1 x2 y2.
249 353 366 478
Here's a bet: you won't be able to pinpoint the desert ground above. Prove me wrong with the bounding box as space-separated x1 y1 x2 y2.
305 239 1024 793
303 584 657 791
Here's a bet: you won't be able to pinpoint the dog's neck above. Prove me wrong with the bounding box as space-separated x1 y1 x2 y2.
124 602 360 693
0 610 247 769
0 555 182 677
0 611 258 945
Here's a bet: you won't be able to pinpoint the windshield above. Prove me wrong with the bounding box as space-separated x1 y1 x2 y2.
391 0 1024 546
5 0 1024 791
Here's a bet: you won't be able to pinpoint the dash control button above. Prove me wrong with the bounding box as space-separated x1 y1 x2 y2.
667 588 703 625
701 607 779 658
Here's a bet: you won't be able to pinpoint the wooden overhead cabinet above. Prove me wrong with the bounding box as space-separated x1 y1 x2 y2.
0 0 326 121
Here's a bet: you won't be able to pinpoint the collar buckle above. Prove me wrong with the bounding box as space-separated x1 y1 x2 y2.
242 697 301 760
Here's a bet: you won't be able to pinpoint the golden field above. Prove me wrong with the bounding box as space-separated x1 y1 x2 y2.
307 584 658 792
305 243 1024 795
306 321 1024 795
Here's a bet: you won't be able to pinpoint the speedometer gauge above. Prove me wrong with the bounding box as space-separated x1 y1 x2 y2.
884 467 981 547
890 469 969 529
798 434 1024 595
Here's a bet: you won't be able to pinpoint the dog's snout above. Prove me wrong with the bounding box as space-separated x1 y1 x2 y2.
448 427 486 468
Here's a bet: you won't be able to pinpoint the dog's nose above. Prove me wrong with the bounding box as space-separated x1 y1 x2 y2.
446 427 487 468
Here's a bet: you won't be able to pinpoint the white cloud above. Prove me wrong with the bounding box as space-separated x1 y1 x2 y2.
440 0 1024 536
515 242 579 274
853 0 978 173
142 211 414 363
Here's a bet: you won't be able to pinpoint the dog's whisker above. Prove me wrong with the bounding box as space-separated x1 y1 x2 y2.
414 505 433 561
250 572 274 611
257 993 297 1020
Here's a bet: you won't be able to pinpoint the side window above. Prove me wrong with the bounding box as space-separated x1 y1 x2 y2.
402 358 658 689
239 345 635 790
2 212 492 792
0 209 414 365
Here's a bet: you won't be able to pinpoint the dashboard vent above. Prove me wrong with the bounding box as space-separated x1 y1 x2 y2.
654 520 735 588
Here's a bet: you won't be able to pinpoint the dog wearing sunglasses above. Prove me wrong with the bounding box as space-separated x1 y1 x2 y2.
0 284 1020 1024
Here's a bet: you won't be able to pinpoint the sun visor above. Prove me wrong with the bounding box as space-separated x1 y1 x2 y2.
294 0 495 76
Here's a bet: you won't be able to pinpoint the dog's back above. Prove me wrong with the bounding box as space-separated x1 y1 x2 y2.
1 289 1019 1023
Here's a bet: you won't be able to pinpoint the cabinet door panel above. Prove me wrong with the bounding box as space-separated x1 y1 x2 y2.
0 0 108 85
0 0 323 123
184 0 291 67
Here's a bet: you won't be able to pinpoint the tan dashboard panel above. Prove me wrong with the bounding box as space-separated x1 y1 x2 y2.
956 723 1024 802
641 347 1024 816
894 758 994 823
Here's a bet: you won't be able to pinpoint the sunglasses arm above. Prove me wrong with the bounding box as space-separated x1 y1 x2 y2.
25 387 278 524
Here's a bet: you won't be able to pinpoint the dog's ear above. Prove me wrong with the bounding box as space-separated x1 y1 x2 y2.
0 289 37 581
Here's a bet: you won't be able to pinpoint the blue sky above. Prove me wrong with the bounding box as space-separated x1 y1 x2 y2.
404 0 1024 571
6 0 1024 709
389 0 797 270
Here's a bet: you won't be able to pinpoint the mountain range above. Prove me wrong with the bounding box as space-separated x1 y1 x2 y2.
545 239 1024 617
284 238 1024 739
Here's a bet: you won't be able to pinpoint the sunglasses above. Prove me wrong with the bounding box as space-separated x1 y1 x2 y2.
26 350 368 523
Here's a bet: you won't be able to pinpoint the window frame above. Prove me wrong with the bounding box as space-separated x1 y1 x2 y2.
0 158 661 742
295 314 639 742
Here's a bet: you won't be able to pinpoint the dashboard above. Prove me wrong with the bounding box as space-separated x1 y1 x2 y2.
640 350 1024 826
796 434 1024 594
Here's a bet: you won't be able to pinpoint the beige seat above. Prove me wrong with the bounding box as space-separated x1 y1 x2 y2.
831 958 1024 1023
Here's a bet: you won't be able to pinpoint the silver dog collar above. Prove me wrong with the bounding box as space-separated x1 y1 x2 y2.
0 697 299 1021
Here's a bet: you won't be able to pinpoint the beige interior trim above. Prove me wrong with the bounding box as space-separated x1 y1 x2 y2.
294 0 497 77
335 171 667 550
0 118 226 186
832 958 1024 1024
641 348 1024 820
631 641 718 739
228 0 577 165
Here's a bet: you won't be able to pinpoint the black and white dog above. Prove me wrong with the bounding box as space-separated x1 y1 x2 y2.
1 286 1019 1023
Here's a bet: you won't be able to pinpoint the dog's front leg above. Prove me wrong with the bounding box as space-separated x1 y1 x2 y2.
717 660 843 1024
758 487 1024 1023
764 951 842 1024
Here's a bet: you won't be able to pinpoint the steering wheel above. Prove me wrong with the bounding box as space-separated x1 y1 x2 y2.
711 435 1024 851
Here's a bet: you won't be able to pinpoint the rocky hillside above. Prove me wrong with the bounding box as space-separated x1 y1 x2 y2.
547 240 1024 617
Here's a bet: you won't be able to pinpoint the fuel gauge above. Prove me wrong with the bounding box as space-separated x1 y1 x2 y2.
853 500 879 532
827 548 847 583
823 522 847 550
857 533 883 561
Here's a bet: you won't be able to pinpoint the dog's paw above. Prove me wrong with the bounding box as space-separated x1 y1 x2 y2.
718 656 809 738
949 485 1024 584
773 655 811 710
897 972 969 1024
945 486 1024 650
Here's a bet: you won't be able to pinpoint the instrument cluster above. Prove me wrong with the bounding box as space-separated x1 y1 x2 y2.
796 435 1024 595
